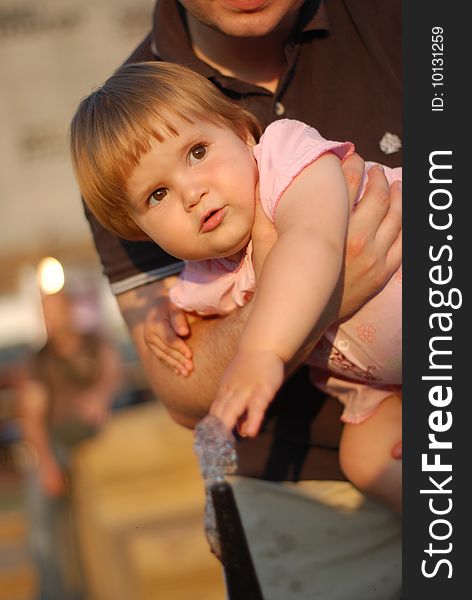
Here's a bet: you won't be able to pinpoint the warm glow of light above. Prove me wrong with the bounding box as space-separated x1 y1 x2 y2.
37 257 65 295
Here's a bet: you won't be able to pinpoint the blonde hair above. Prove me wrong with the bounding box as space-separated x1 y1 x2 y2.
70 62 262 240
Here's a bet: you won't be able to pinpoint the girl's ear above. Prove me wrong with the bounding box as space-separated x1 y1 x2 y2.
244 130 257 148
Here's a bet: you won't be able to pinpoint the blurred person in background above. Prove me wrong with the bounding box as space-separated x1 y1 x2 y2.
19 287 123 600
1 364 27 472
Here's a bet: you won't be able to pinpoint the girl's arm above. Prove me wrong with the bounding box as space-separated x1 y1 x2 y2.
211 152 349 435
244 152 348 361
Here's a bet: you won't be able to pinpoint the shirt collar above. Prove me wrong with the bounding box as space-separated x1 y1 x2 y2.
299 0 329 34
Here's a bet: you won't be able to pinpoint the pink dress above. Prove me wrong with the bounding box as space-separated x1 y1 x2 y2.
171 120 402 424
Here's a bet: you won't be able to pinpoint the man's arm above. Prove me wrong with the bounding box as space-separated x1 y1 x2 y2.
117 281 251 427
119 278 341 430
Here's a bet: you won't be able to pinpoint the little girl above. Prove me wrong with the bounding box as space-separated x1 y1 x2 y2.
70 62 402 512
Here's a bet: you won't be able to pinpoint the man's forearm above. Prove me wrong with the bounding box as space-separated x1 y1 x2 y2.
118 282 251 426
117 272 343 427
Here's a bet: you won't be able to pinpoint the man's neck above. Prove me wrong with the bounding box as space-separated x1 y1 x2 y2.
187 14 298 93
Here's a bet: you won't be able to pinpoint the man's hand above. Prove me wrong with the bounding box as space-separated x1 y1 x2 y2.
118 280 252 426
210 349 284 437
144 296 193 376
340 153 402 319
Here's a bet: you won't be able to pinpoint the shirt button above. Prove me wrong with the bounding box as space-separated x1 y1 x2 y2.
274 101 285 116
379 132 402 154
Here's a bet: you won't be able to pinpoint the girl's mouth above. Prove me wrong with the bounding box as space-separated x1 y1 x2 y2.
200 207 227 233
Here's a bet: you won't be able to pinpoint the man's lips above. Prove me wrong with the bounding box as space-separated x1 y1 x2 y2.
222 0 269 12
200 207 227 233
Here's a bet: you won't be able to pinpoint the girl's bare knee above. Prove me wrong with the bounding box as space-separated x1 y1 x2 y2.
339 397 402 513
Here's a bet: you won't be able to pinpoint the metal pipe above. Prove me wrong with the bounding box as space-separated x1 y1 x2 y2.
211 481 264 600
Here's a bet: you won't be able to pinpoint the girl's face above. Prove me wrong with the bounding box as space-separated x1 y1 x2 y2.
126 117 258 261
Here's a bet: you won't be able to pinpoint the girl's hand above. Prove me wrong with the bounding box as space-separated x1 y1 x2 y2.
144 297 193 376
210 349 284 437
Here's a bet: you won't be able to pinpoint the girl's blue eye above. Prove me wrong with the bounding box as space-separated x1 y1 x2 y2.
149 188 168 207
190 144 207 163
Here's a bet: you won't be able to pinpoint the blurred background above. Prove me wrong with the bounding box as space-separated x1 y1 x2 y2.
0 1 225 598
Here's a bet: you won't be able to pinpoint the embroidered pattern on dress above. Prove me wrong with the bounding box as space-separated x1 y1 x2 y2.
357 324 376 343
328 347 380 382
313 338 381 382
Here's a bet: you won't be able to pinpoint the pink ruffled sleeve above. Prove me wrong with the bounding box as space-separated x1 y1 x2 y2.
253 119 355 222
169 243 256 316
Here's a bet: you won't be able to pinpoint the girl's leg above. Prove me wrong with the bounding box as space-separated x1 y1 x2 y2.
339 394 402 514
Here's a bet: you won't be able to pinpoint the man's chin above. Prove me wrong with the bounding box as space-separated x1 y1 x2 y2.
187 0 298 38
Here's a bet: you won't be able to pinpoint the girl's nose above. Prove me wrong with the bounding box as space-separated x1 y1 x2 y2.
182 182 207 212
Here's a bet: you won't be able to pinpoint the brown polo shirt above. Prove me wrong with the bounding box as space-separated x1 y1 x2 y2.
83 0 401 481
